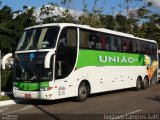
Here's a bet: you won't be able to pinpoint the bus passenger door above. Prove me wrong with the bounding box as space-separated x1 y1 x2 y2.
55 27 77 97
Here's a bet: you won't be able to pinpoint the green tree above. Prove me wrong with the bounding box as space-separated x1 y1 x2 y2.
100 14 116 30
39 4 59 23
0 0 160 53
0 5 37 54
0 5 15 53
79 0 106 28
39 0 77 24
140 13 160 47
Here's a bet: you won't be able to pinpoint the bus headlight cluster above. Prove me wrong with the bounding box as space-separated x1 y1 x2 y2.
40 87 53 91
13 86 19 90
40 88 47 91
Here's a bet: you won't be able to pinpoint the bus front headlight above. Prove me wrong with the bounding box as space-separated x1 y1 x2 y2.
40 87 53 91
13 86 19 90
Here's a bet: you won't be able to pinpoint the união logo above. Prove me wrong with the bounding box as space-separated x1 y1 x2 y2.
98 55 138 64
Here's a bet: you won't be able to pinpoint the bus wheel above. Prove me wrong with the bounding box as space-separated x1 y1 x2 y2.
142 76 149 89
75 82 89 102
136 77 142 91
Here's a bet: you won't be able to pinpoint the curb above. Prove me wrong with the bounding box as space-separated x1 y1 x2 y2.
0 99 24 107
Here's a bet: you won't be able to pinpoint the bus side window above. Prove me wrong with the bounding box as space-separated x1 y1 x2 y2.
89 32 96 49
106 35 110 50
96 33 101 49
146 42 151 54
128 40 133 52
118 38 122 52
141 42 147 54
110 36 118 51
67 28 77 47
113 37 121 52
136 41 141 53
133 40 137 53
88 33 94 48
122 38 128 52
79 29 89 49
101 34 106 50
152 43 157 54
150 43 154 54
79 30 85 48
58 29 67 47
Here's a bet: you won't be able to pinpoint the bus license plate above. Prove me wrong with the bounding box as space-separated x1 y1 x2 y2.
25 94 31 99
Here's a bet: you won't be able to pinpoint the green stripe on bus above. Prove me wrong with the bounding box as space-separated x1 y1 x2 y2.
76 49 144 68
13 81 49 91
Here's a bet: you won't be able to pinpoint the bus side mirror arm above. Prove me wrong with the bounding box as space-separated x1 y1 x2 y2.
44 51 55 68
2 53 13 70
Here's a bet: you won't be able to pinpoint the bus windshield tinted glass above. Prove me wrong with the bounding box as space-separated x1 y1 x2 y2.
16 26 60 50
14 52 53 81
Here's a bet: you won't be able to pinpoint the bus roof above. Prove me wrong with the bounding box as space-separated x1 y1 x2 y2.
25 23 157 44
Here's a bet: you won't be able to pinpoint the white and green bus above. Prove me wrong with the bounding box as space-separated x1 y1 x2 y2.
13 23 158 101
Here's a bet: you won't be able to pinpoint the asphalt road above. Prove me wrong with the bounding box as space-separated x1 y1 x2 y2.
0 84 160 120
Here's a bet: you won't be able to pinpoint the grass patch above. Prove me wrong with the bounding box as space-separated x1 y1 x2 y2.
0 94 14 101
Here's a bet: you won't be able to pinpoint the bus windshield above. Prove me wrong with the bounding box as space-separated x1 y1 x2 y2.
14 52 53 82
16 26 60 51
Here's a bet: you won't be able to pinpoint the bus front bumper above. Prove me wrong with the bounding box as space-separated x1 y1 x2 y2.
13 89 55 100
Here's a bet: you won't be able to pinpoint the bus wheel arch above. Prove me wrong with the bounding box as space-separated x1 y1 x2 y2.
74 80 90 102
142 75 150 89
135 76 143 91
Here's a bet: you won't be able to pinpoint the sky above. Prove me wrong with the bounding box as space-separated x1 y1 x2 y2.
1 0 160 15
0 0 138 14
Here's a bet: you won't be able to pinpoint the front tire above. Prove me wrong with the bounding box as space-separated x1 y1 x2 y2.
75 82 89 102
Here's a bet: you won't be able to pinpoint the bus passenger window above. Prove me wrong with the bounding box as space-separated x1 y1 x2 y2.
152 44 157 54
80 29 89 48
117 38 122 51
128 40 133 52
58 29 67 47
89 33 96 49
88 37 95 48
133 40 137 53
110 36 118 51
96 33 101 49
146 43 151 54
121 39 132 52
141 42 147 54
106 35 110 50
122 39 128 52
101 34 106 50
59 38 66 47
136 41 141 53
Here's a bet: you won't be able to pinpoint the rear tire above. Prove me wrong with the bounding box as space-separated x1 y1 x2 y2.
142 76 149 89
135 77 142 91
75 82 89 102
